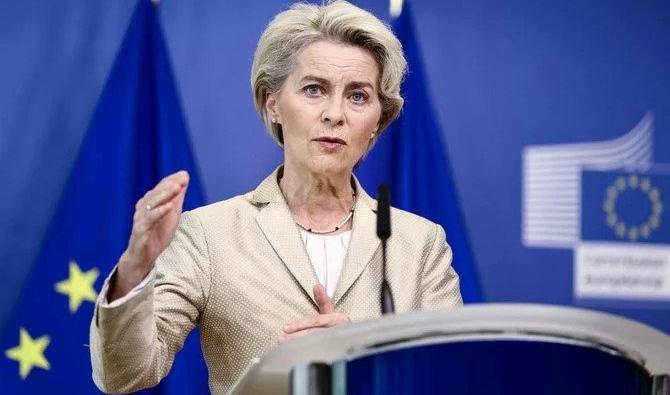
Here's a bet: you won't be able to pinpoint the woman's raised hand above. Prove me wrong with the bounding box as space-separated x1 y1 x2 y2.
109 171 189 301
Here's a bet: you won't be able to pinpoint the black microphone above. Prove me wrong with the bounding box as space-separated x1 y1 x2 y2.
376 184 395 314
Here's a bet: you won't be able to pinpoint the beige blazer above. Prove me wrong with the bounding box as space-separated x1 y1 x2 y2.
89 167 462 394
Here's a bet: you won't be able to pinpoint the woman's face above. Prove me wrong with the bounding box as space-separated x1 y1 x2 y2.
267 40 382 177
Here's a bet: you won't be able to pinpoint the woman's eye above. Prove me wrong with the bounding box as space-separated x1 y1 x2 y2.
351 91 368 104
304 85 322 96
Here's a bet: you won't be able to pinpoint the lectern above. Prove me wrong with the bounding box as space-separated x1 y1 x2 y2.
230 304 670 394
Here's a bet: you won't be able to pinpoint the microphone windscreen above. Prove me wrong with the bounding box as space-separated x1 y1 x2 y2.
376 184 391 240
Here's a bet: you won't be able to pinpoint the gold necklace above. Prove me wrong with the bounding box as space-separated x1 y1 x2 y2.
295 190 356 234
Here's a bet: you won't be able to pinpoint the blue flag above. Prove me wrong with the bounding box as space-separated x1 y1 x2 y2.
357 2 483 303
1 1 209 393
581 170 670 244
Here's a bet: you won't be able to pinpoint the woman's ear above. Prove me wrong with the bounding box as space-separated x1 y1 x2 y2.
372 122 380 136
265 93 279 123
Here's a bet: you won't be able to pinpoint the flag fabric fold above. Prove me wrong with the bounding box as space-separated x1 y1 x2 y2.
357 2 483 303
1 0 209 393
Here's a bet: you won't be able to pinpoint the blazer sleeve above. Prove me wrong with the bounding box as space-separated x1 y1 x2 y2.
89 211 211 393
419 224 463 309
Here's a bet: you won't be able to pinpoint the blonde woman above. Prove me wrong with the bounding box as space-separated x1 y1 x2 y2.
90 1 462 393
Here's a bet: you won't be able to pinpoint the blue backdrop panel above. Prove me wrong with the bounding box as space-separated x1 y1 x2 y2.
0 4 668 386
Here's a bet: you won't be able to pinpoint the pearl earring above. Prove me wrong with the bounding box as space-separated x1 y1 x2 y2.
271 117 276 123
371 132 376 139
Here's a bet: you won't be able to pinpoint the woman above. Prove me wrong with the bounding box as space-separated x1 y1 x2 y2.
90 1 462 394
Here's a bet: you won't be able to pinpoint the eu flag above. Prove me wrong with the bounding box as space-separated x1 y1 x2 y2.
0 1 209 393
582 170 670 244
357 2 483 303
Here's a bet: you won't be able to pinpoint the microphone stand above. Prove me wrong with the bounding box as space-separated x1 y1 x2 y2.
377 185 395 314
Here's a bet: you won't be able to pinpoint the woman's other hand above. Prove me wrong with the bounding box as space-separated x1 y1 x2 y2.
109 170 189 301
278 284 351 343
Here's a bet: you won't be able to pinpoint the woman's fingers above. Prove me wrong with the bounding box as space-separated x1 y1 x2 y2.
135 202 174 233
282 312 350 334
131 171 189 237
144 182 184 212
313 284 334 314
278 312 350 344
156 170 190 190
138 171 189 211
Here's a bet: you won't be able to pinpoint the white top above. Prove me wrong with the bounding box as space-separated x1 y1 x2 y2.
299 229 351 298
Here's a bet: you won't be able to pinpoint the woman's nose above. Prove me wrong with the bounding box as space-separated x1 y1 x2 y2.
321 98 344 126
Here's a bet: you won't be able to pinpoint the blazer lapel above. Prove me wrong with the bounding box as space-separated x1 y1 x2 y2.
331 179 380 306
251 168 319 306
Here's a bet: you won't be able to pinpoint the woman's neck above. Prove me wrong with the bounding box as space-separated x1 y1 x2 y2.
279 163 355 234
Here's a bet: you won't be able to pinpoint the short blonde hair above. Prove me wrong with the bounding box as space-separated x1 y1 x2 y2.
251 0 407 147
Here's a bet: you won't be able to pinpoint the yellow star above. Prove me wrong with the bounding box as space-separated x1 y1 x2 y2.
55 260 99 313
5 328 50 379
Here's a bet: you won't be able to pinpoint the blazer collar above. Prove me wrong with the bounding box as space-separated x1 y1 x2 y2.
249 165 379 307
331 180 379 306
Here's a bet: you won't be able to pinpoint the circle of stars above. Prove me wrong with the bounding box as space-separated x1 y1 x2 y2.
603 174 664 241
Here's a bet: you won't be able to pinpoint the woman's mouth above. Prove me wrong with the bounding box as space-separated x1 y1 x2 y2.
313 136 346 149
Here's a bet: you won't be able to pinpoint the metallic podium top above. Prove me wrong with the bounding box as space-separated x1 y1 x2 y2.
229 304 670 394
